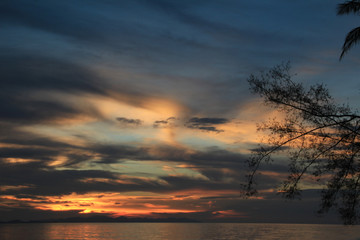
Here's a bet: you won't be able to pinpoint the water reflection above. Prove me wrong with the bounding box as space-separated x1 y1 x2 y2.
0 223 360 240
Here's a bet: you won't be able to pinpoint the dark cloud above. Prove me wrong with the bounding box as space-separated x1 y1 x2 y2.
0 125 76 150
0 118 287 197
91 144 150 164
0 0 116 44
184 117 229 132
0 160 142 196
196 125 223 132
0 55 106 124
0 55 104 93
0 147 56 161
0 122 93 167
0 141 249 197
153 117 177 128
152 117 229 132
116 117 142 126
187 117 229 125
0 51 165 126
89 142 248 174
160 175 237 192
143 0 291 46
0 159 232 197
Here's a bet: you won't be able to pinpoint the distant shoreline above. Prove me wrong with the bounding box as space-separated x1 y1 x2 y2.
0 216 200 224
0 219 346 225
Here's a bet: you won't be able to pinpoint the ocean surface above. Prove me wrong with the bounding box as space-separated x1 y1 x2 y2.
0 223 359 240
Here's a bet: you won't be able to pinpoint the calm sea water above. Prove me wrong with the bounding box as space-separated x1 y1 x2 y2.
0 223 359 240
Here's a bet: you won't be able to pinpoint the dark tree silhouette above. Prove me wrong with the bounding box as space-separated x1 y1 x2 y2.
338 0 360 60
245 63 360 224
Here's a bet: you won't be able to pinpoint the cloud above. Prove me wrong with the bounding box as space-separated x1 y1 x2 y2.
0 54 106 124
116 117 143 127
185 117 229 132
186 118 229 125
91 144 150 164
153 117 178 128
0 191 340 223
0 114 286 198
152 117 230 132
0 0 113 44
0 53 173 126
0 159 157 196
0 141 249 197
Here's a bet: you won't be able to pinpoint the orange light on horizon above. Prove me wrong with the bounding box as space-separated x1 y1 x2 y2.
0 189 246 218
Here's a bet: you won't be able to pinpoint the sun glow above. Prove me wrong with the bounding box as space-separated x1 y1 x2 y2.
0 189 242 218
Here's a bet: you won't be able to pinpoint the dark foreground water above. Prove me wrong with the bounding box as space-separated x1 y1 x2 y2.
0 223 360 240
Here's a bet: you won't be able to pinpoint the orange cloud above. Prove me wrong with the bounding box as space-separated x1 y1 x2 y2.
0 188 244 218
0 192 206 218
0 185 34 191
2 158 39 164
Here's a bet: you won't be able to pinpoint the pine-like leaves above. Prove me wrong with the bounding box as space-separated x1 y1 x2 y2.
340 27 360 60
337 0 360 15
337 1 360 60
246 63 360 224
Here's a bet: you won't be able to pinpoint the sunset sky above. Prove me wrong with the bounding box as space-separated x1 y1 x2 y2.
1 0 360 223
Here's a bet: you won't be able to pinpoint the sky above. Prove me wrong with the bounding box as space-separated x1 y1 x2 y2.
1 0 360 223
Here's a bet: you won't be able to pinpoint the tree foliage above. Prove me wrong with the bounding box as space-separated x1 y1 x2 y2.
338 0 360 60
245 63 360 224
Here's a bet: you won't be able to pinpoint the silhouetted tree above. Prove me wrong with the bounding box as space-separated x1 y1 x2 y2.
338 0 360 60
245 63 360 224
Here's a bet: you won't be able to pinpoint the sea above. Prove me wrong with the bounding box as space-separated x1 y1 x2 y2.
0 223 359 240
